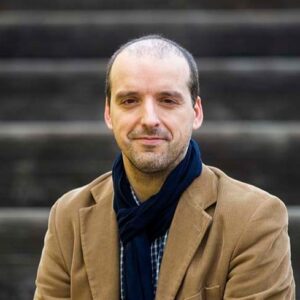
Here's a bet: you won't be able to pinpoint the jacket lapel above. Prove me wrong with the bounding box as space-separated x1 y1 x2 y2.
156 165 218 300
79 177 120 300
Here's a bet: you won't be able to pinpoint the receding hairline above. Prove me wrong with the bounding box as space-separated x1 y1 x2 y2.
118 38 185 59
109 47 191 102
109 38 190 81
105 35 200 104
110 42 191 79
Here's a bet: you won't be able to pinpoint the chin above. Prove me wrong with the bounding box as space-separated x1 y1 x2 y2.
131 154 175 174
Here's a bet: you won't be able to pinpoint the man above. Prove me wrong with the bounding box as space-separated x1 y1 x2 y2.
34 35 295 299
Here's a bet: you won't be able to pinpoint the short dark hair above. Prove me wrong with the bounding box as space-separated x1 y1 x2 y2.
105 35 199 105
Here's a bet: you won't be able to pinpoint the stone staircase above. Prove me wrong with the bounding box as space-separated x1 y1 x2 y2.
0 2 299 298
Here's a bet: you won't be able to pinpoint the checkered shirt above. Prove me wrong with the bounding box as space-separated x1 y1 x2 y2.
120 189 168 300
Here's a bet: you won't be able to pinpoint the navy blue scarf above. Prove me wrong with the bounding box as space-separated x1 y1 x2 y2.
112 139 202 300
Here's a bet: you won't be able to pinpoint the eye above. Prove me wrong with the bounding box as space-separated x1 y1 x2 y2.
160 98 177 105
122 98 138 105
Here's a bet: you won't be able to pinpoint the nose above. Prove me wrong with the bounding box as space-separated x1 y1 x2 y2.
140 99 160 128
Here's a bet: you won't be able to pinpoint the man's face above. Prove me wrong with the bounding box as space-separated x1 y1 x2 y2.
105 51 203 174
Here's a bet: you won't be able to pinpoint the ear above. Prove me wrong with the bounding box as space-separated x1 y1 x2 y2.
104 98 113 130
193 96 203 130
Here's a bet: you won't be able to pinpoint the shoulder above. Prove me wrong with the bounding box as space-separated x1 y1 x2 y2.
202 166 290 272
49 171 113 225
207 165 288 232
212 166 286 209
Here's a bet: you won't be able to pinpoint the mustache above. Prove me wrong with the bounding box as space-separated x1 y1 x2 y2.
128 128 170 140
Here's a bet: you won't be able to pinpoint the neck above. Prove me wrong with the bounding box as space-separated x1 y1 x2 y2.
123 158 170 203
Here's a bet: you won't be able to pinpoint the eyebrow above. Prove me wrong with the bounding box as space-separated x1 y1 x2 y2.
158 91 184 99
115 91 139 100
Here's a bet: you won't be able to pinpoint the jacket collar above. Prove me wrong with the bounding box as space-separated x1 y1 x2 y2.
80 164 218 300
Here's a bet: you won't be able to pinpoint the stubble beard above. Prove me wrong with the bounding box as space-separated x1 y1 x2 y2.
124 142 188 175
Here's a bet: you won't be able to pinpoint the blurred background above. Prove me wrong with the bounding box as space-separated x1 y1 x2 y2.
0 0 300 299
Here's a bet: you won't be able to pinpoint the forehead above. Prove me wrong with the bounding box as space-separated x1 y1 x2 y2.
109 51 190 94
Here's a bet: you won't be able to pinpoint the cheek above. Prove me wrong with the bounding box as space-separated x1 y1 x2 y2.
112 120 131 142
166 112 194 131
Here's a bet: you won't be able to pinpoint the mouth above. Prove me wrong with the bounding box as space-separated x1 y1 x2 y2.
132 136 167 146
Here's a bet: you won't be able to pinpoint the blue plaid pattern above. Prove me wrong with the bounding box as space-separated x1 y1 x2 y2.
120 188 168 300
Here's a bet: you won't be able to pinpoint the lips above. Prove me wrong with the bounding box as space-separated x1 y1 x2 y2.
134 136 165 140
133 136 166 145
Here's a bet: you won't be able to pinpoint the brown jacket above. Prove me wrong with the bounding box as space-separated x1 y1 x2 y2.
34 165 295 299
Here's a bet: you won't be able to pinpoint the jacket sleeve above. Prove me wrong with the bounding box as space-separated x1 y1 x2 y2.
224 196 295 299
34 202 71 300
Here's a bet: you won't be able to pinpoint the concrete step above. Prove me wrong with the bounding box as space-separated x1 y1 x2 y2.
1 11 300 58
0 121 299 206
1 58 300 121
1 0 300 10
0 206 299 299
